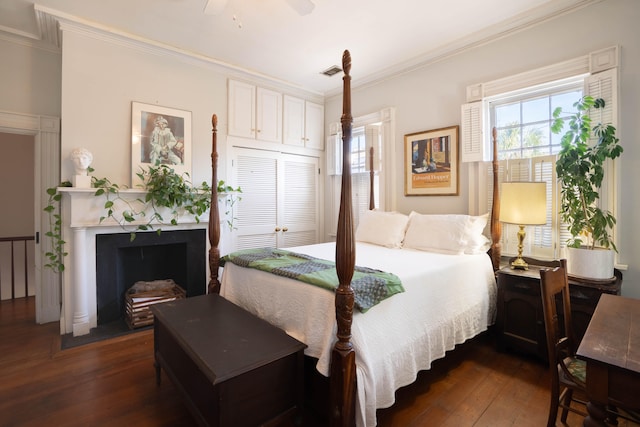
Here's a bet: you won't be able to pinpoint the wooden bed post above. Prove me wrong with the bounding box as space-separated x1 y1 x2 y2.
208 114 222 294
330 49 357 427
490 127 502 271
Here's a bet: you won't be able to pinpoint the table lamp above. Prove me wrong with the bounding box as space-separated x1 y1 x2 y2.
499 181 547 270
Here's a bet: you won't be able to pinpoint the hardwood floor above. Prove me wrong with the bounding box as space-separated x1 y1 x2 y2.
0 297 636 426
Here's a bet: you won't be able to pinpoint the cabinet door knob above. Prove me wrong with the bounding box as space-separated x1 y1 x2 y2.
282 227 288 232
275 227 281 232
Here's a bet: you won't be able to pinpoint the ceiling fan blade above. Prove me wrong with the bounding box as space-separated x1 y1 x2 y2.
204 0 229 15
285 0 315 16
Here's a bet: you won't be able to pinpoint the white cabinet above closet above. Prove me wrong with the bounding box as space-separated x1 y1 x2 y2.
228 80 282 143
283 95 324 150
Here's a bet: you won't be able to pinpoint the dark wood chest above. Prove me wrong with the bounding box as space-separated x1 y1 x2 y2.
152 294 307 427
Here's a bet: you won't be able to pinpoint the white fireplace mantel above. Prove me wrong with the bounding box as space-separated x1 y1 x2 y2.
59 187 210 336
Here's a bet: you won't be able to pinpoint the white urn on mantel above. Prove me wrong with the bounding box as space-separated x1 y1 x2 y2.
565 246 615 280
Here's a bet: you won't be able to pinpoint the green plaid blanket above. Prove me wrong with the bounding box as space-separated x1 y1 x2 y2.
221 248 404 312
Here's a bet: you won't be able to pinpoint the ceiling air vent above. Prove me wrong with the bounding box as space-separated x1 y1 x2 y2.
321 65 342 77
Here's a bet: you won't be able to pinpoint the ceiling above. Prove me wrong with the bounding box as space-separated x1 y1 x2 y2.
0 0 595 95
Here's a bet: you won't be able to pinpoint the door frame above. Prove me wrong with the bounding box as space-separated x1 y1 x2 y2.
0 110 61 324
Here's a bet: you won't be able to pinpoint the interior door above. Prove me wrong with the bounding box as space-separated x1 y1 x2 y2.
279 153 319 248
230 147 319 252
232 148 279 250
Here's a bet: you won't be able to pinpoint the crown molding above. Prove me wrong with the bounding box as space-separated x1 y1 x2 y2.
11 1 603 99
32 5 323 98
325 0 602 99
0 24 60 54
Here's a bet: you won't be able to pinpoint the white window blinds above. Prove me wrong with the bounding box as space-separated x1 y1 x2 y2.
486 155 562 260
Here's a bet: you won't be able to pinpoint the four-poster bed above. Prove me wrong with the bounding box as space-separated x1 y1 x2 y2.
206 50 502 427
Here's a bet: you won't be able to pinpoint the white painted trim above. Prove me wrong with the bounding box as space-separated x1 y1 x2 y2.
466 84 483 102
0 110 61 325
590 45 619 73
481 55 590 98
0 26 60 54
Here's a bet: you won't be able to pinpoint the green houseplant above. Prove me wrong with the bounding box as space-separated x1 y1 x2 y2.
551 95 623 278
44 165 241 273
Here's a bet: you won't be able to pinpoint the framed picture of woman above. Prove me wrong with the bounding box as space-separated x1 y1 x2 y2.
131 102 192 187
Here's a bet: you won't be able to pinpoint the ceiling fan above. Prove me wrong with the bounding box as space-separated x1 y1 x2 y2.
204 0 315 16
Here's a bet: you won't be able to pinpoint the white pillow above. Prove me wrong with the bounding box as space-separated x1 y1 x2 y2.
465 234 491 255
468 213 489 235
355 210 409 248
402 212 490 255
460 213 491 254
403 212 469 254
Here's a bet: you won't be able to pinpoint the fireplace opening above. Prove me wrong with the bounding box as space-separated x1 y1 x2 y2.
96 229 206 326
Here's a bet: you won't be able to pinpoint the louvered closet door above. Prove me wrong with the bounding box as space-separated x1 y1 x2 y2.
231 148 319 252
233 148 279 250
279 153 319 248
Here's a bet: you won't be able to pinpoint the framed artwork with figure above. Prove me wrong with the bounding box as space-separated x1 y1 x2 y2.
131 102 192 187
404 125 459 196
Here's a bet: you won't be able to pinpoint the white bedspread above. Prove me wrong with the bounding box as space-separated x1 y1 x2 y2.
220 242 497 427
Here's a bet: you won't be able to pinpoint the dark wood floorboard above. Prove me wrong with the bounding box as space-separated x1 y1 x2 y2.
1 297 637 426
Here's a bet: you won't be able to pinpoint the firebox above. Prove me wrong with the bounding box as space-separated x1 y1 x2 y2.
95 229 206 325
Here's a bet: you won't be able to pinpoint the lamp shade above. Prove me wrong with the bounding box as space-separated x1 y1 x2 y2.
499 182 547 225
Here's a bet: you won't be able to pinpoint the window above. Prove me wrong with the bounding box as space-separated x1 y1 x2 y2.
462 47 620 262
488 79 584 260
491 83 583 160
327 108 395 238
350 127 368 173
329 125 381 234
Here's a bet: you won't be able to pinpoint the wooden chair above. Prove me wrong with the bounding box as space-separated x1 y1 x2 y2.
539 259 589 426
540 261 640 426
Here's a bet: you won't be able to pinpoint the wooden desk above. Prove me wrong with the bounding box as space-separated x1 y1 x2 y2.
576 293 640 426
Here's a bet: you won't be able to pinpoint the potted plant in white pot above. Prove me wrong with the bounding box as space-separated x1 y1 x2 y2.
552 96 623 279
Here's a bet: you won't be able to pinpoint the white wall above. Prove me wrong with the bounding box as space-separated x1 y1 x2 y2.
59 31 228 187
324 0 640 297
0 37 61 116
58 30 323 188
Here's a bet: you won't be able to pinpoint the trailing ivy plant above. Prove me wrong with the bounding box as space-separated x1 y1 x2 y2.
44 180 72 273
43 164 240 272
216 179 242 231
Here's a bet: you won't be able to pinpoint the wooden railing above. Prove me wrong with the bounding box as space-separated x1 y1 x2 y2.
0 235 35 300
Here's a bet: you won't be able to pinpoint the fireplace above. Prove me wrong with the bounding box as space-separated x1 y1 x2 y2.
59 187 211 337
96 229 206 325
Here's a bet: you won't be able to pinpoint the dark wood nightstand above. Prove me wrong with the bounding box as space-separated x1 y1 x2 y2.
495 257 622 362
